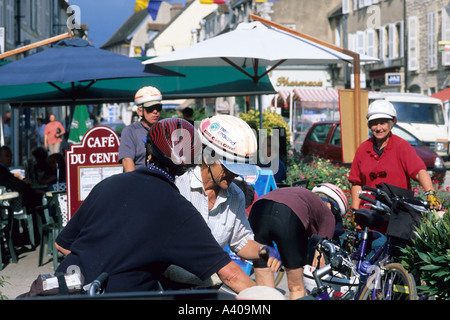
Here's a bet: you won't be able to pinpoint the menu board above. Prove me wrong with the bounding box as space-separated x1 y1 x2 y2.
66 126 122 220
78 165 123 200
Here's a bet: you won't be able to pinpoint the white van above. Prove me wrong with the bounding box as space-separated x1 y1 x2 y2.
368 92 449 159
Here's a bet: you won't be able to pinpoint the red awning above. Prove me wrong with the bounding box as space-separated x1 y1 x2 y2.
293 87 339 109
431 87 450 102
277 89 290 101
293 87 339 102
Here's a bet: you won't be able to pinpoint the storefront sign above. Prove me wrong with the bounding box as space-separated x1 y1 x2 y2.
386 73 402 86
66 126 123 220
276 77 323 87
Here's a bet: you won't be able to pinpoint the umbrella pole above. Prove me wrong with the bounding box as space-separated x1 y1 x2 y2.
0 31 74 59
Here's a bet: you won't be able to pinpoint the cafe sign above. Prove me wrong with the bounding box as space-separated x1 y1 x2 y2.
66 126 123 220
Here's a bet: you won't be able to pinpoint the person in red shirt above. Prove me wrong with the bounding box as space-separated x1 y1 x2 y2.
44 113 65 155
349 100 442 214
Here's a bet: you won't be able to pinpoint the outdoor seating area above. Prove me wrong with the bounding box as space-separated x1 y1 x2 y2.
1 185 67 272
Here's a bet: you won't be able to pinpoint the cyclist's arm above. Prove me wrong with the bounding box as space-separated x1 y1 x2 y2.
351 184 362 210
121 157 136 172
55 242 71 256
236 239 261 260
417 169 442 210
217 261 256 293
416 169 434 193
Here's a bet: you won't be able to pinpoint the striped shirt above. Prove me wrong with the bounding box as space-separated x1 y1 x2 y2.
175 166 254 252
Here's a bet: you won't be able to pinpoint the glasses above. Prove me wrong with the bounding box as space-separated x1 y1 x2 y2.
142 104 162 113
369 170 387 180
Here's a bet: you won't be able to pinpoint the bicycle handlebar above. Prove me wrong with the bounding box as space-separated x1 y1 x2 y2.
359 184 430 213
88 272 109 296
309 234 356 297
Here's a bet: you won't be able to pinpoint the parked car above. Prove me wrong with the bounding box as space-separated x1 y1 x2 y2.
300 121 446 184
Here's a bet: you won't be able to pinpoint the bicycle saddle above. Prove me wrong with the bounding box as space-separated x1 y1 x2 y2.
354 208 385 229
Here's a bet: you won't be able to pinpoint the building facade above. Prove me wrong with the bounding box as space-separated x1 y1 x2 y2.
0 0 72 59
407 0 450 94
330 0 450 94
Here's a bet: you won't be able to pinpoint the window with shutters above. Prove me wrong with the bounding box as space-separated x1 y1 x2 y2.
442 6 450 66
367 29 376 58
397 21 404 58
377 27 384 61
356 31 365 55
408 16 418 71
348 33 355 52
342 0 350 14
389 24 396 59
5 0 13 44
428 11 437 69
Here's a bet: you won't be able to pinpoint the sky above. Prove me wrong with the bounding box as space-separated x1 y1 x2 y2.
69 0 188 47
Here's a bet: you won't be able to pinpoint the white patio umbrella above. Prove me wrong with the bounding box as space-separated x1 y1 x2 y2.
144 17 377 132
146 21 376 83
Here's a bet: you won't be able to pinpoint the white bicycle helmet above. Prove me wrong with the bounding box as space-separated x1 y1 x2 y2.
312 183 349 217
366 100 397 122
199 115 257 176
134 86 162 107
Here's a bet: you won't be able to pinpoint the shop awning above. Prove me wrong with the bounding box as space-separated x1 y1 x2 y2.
277 89 290 101
293 87 339 109
431 87 450 102
293 87 338 102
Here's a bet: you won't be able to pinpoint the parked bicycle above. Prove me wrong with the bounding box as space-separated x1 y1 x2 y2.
304 183 428 300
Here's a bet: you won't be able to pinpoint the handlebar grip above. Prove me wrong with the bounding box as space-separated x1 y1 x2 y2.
362 185 378 192
359 194 377 205
94 272 109 285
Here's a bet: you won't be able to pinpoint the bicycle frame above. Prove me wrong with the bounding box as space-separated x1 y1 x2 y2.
308 232 395 301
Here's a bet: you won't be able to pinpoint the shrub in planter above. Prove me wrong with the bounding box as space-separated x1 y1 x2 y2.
400 210 450 300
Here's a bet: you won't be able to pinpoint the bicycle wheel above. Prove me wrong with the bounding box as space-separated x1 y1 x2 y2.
358 263 417 300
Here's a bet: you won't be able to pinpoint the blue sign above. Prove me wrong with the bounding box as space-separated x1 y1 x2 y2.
386 73 402 86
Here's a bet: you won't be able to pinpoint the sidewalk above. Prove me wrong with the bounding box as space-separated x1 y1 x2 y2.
0 246 54 299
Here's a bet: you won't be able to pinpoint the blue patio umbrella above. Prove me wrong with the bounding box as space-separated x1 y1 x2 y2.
0 38 182 102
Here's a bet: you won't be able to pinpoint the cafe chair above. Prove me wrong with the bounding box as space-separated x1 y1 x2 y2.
39 191 68 270
9 195 35 248
0 187 18 270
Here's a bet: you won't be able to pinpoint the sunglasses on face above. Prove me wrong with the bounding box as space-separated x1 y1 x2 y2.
142 104 162 113
369 170 387 180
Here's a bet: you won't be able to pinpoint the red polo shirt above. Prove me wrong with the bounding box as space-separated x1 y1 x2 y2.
349 134 426 233
349 134 426 191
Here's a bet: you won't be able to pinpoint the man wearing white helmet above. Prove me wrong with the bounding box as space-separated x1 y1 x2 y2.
349 100 441 228
170 115 281 288
248 183 348 300
118 86 162 172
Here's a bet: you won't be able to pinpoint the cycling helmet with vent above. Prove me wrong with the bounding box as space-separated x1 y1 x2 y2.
199 115 257 176
146 118 201 176
312 183 349 217
135 86 162 107
366 100 397 122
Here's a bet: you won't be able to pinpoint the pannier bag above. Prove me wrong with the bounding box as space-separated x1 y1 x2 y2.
376 183 426 243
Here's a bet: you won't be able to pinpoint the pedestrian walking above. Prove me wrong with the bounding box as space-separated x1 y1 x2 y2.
44 113 65 155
